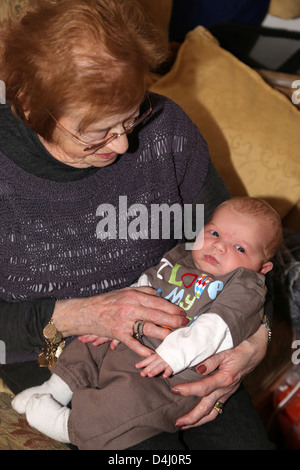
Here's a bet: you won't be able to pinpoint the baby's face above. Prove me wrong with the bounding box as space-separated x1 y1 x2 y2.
192 205 272 276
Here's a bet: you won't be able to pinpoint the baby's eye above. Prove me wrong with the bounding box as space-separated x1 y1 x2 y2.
235 245 245 253
210 230 219 237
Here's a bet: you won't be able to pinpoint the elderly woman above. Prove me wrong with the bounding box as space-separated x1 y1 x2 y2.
0 0 273 450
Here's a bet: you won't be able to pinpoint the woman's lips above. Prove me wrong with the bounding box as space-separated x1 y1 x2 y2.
95 152 118 160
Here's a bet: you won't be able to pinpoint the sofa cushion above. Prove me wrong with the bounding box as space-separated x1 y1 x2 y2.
269 0 300 19
150 26 300 219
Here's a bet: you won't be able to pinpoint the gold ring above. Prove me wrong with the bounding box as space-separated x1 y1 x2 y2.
213 400 224 415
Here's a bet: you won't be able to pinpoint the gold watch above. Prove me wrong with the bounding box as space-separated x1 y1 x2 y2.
38 318 65 370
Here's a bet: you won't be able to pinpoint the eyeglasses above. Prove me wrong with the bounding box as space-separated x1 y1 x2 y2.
47 93 152 154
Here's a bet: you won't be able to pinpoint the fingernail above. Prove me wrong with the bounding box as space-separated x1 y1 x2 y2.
182 317 189 325
179 310 186 316
197 364 207 375
171 388 181 395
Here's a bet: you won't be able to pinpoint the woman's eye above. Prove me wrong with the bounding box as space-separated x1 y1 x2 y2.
82 132 107 142
210 230 219 237
124 117 136 128
235 245 245 253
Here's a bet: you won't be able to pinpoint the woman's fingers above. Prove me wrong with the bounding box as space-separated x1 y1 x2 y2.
98 288 188 339
72 287 188 355
171 355 236 398
172 371 239 429
123 335 155 357
130 287 188 328
141 321 173 340
169 343 257 428
175 388 238 429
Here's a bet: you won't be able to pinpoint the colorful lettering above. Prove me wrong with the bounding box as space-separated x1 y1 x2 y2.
157 258 174 280
168 264 183 287
194 275 213 298
181 273 198 289
165 287 184 305
179 294 197 312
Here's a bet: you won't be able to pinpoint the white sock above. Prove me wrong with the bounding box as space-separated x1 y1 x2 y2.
12 374 73 414
25 393 71 443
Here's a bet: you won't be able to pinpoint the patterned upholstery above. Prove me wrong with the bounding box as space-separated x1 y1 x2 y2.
0 0 35 22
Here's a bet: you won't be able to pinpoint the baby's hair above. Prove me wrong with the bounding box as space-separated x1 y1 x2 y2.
216 197 283 260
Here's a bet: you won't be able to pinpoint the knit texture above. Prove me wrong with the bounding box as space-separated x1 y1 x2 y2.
0 93 209 301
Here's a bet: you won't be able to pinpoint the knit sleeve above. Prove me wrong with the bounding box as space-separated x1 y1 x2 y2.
0 298 55 352
171 106 211 205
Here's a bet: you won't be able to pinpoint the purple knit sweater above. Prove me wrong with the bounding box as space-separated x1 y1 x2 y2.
0 93 210 302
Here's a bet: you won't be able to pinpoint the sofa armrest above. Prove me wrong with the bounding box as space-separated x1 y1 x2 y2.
257 69 300 108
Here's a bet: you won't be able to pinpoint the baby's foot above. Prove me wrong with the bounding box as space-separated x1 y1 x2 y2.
26 393 70 443
12 374 72 414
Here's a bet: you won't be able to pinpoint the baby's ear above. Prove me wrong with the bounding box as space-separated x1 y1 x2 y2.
259 261 273 275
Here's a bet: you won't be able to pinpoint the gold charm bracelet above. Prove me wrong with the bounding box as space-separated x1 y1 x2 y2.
38 318 65 370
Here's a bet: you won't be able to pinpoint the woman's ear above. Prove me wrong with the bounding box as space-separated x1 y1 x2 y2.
16 91 30 120
259 261 273 275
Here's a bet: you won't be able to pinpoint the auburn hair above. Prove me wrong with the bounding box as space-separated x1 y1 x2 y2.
0 0 167 140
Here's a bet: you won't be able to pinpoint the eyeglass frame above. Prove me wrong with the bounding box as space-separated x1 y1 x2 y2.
47 92 152 153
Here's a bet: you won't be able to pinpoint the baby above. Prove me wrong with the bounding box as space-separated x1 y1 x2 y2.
12 197 282 450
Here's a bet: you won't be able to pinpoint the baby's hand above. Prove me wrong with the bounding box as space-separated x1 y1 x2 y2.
78 334 109 346
136 353 173 378
78 335 120 349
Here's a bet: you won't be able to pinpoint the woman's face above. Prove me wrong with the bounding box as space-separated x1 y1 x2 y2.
39 104 140 168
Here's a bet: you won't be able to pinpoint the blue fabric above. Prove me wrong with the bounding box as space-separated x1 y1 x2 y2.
169 0 271 42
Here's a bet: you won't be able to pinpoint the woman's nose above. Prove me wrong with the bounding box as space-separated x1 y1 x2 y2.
107 124 130 155
107 132 129 155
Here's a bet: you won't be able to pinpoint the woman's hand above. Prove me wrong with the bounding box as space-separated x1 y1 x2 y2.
52 286 188 356
171 325 268 429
